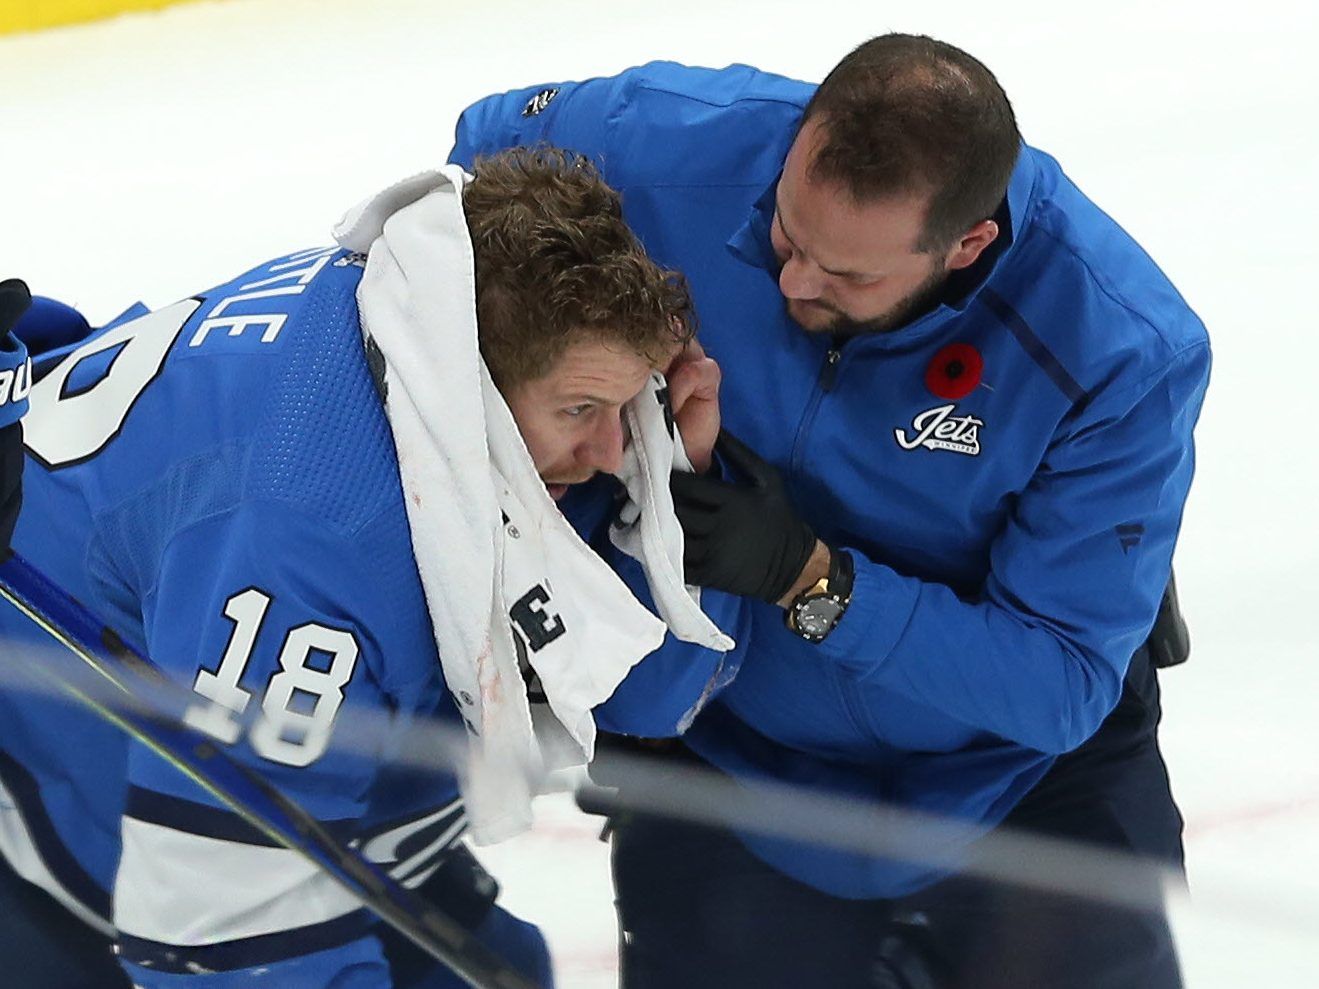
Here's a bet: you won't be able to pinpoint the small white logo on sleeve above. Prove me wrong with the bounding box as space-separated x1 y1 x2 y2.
894 404 984 456
521 87 561 117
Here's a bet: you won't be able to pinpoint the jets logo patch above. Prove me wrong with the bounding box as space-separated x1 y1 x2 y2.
894 404 984 456
521 87 560 116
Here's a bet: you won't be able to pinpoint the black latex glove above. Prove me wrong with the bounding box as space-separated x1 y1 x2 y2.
0 279 31 343
0 279 30 555
671 429 816 603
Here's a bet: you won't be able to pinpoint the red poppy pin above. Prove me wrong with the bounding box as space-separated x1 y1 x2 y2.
925 343 983 401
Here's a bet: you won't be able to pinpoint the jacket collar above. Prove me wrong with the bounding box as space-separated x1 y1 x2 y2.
726 144 1039 349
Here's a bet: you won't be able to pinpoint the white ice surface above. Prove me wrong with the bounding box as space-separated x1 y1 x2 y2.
3 1 1318 985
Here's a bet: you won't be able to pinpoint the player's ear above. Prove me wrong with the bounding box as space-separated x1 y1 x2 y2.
945 219 998 272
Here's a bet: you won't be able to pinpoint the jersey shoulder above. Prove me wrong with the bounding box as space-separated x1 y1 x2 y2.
26 248 398 532
16 249 410 627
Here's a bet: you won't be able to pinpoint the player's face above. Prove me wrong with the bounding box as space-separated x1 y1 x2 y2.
771 118 952 336
504 336 660 500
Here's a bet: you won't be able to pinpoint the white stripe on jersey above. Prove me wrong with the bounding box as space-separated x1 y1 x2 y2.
115 816 361 945
360 798 465 888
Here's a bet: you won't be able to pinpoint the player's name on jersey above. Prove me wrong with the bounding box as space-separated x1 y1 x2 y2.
24 246 343 470
187 247 340 350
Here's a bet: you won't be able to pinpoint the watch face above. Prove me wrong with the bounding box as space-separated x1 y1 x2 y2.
796 598 845 636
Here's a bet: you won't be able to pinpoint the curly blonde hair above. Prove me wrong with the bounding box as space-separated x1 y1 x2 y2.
463 146 695 388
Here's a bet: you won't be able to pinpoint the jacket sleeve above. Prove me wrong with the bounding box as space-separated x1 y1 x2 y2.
107 501 460 988
449 72 633 171
557 478 749 739
594 548 749 738
818 341 1211 754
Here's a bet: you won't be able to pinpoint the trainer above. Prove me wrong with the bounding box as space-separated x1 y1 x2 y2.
454 34 1209 989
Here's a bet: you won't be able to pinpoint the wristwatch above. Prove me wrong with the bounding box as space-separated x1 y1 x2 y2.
785 547 854 643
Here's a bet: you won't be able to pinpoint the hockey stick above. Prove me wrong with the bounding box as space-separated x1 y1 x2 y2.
0 552 538 989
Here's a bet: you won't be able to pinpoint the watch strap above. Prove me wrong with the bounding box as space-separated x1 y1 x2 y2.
827 545 855 603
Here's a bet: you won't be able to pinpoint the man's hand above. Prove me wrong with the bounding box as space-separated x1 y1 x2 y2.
671 429 816 604
665 338 721 474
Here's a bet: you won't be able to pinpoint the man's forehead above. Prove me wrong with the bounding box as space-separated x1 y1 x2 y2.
543 341 655 401
776 176 926 266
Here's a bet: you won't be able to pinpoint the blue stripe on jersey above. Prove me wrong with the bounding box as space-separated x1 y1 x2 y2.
117 909 376 973
124 786 356 847
981 288 1089 404
0 748 111 921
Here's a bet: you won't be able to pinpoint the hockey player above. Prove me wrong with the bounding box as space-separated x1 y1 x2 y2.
452 34 1210 988
0 147 730 988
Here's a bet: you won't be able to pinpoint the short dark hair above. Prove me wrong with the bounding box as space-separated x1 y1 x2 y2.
802 34 1021 252
463 146 694 388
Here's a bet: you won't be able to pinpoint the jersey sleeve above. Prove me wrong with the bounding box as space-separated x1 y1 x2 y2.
108 499 450 988
0 329 29 429
817 341 1211 754
14 296 94 358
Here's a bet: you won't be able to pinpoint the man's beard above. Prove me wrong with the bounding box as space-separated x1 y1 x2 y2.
787 263 949 337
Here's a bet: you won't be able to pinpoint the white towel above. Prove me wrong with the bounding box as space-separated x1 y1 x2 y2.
611 372 733 654
333 166 733 844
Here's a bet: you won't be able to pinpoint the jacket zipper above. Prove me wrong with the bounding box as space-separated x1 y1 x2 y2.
790 338 844 475
819 344 842 392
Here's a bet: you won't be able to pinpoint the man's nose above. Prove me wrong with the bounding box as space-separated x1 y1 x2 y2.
778 252 823 300
578 412 626 476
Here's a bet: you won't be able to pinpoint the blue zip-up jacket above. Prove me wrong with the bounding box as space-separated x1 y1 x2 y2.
452 61 1211 899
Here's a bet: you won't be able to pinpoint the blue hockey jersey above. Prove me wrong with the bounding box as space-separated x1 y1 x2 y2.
0 327 28 429
0 249 494 986
453 61 1212 898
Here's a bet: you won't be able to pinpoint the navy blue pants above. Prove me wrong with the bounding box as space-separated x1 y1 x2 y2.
0 854 128 988
611 647 1185 989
